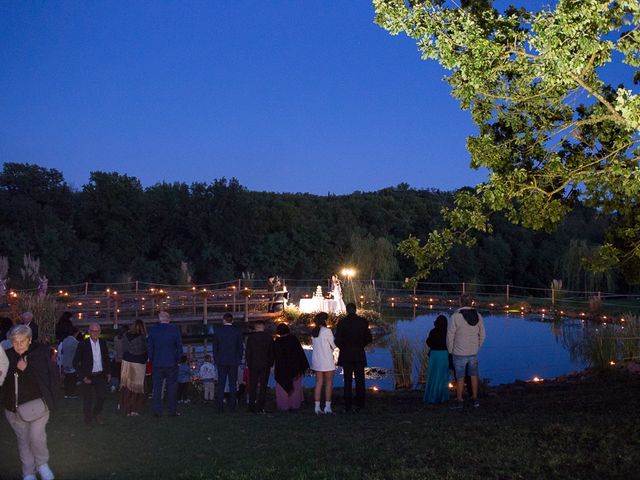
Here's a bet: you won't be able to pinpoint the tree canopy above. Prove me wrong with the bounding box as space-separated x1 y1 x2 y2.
0 161 625 292
374 0 640 284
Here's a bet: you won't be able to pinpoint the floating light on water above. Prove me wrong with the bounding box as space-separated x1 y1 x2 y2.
610 361 616 366
448 383 454 389
532 377 543 383
370 386 379 392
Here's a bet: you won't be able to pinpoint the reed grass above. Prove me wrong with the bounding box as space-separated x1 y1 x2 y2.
414 341 429 385
17 293 59 342
389 334 413 389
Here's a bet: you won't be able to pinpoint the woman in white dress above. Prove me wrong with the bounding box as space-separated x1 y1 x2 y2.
331 275 346 314
311 312 337 414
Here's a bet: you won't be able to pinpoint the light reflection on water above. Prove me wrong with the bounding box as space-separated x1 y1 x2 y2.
187 309 589 390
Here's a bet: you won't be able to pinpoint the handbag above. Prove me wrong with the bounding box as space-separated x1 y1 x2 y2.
14 372 47 422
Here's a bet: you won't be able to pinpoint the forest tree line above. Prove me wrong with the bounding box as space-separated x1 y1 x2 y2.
0 162 630 293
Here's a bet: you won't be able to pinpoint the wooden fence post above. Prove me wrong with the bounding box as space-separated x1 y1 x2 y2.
203 296 208 324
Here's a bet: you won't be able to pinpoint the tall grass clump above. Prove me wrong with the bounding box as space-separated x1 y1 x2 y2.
389 334 413 389
17 293 59 343
620 314 640 362
584 324 618 369
414 342 429 386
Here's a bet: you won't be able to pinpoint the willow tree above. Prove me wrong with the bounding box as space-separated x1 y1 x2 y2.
374 0 640 284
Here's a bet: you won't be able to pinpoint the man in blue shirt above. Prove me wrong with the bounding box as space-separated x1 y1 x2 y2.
147 311 182 417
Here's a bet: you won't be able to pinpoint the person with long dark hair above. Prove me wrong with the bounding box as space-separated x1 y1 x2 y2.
120 319 148 416
423 315 450 404
54 312 73 344
311 312 337 414
273 323 309 411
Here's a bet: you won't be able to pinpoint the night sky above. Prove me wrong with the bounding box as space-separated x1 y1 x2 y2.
0 1 633 194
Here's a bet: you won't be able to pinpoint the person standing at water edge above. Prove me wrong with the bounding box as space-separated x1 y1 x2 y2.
423 315 450 404
311 312 337 414
73 323 110 425
245 320 274 413
334 303 372 412
147 311 182 417
447 294 486 409
273 323 309 411
212 313 244 413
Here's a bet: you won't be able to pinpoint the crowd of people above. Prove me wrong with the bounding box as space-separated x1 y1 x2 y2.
0 295 486 480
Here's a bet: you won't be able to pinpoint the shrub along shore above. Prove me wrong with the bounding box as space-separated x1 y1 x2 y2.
1 367 639 479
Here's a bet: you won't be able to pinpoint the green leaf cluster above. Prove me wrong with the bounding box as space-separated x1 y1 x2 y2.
374 0 640 283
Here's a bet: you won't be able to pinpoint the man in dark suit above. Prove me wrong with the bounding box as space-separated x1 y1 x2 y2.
213 313 244 413
334 302 372 412
245 320 274 413
21 311 39 342
73 322 111 425
147 311 182 417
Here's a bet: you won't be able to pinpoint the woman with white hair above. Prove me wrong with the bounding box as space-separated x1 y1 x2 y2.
3 324 58 480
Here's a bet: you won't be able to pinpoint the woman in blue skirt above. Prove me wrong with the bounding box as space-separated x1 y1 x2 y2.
423 315 451 404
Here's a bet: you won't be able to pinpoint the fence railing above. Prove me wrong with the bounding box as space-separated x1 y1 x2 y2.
3 278 639 322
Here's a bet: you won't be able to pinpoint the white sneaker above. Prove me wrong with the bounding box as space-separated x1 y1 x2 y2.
37 463 55 480
324 407 333 414
314 407 323 415
23 475 37 480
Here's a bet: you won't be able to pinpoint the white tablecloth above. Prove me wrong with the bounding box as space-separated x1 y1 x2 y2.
299 298 341 314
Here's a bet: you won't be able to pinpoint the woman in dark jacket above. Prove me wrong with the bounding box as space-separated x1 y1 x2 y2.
3 324 58 480
273 323 309 411
54 311 74 343
120 319 148 416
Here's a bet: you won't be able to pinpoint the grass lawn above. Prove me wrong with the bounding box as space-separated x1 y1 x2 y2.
2 371 639 479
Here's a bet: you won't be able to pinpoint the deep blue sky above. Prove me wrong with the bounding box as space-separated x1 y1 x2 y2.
0 1 633 195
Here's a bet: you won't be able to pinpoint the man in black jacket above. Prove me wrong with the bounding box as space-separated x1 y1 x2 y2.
334 303 372 412
21 312 39 342
245 321 274 413
73 323 110 425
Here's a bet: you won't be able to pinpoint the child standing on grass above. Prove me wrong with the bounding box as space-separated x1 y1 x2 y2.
177 355 191 404
199 354 217 402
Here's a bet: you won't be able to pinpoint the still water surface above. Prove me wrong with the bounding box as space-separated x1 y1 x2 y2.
300 309 588 390
186 309 588 390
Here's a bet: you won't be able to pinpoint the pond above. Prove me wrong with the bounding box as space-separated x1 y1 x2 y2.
182 308 590 391
296 308 589 390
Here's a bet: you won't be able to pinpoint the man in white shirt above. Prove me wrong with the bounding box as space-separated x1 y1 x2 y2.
73 323 111 425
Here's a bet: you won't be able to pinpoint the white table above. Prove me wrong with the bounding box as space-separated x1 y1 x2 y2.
299 298 341 314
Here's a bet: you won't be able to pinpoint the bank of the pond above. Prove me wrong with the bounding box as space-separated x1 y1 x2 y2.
1 368 638 479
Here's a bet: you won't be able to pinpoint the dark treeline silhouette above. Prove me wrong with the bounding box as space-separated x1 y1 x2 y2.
0 162 627 292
